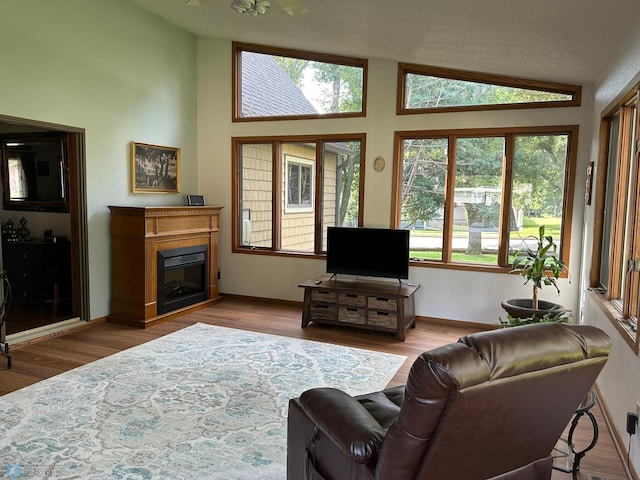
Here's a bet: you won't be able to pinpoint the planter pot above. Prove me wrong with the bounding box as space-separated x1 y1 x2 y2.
501 298 566 320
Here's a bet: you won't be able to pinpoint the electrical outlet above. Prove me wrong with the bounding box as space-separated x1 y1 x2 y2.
627 412 638 434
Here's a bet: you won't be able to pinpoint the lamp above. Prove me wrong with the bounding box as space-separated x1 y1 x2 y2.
231 0 271 15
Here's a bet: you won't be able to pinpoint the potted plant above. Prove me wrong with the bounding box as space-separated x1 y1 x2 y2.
501 225 568 320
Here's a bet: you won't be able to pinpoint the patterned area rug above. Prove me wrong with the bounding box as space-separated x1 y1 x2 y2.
0 323 406 479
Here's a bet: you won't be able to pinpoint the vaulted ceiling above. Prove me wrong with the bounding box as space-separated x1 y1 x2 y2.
129 0 640 86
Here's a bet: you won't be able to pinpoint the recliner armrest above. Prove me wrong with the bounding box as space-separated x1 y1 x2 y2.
299 387 386 464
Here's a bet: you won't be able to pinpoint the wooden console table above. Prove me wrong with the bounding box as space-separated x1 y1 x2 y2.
108 205 223 328
299 276 420 341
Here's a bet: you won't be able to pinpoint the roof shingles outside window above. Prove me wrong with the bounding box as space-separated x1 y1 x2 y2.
240 52 318 118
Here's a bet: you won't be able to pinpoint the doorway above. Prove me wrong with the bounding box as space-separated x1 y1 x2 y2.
0 114 89 335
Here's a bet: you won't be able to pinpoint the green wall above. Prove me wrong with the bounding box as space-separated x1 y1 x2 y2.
0 0 198 319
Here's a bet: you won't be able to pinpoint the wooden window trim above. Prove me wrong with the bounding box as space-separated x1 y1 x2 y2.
232 42 368 122
232 133 366 257
392 125 578 273
397 63 582 115
591 83 640 353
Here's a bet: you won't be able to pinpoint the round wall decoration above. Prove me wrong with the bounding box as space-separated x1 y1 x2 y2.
373 155 385 172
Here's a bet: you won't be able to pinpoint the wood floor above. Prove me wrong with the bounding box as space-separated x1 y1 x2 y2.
0 298 631 480
4 302 75 335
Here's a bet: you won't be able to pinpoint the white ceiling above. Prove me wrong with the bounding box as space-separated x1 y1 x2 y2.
128 0 640 86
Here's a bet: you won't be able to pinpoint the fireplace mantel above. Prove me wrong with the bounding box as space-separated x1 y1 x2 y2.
108 205 223 328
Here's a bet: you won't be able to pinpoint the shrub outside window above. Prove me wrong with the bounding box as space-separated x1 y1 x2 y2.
393 126 577 271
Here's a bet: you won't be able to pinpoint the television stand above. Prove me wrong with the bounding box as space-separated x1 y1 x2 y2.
298 276 420 341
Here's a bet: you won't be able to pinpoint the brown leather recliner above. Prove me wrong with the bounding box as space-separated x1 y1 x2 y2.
287 323 611 480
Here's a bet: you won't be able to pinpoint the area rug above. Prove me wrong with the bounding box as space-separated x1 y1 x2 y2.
0 323 406 479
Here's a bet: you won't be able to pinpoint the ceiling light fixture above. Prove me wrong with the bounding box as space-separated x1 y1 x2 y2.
231 0 271 16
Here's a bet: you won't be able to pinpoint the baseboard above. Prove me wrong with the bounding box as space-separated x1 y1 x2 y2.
594 383 637 480
417 315 496 331
108 297 224 328
7 316 101 348
219 292 302 307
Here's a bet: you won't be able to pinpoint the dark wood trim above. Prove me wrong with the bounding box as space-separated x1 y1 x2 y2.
559 125 579 269
397 62 582 115
232 42 368 122
393 125 577 274
417 315 495 331
0 114 88 324
589 120 611 287
218 292 302 307
231 133 366 255
500 134 516 267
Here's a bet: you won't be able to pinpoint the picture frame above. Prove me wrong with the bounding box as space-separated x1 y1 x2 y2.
131 141 180 193
186 194 205 206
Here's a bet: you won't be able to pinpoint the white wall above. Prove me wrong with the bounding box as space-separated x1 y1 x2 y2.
580 11 640 477
198 36 594 326
0 0 198 319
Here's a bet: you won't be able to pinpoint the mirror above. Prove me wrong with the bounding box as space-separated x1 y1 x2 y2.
1 132 69 212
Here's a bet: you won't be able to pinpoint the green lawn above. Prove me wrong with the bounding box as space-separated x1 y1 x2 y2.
409 217 561 239
408 216 561 265
411 251 498 264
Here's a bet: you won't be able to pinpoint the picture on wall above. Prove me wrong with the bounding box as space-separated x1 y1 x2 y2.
131 141 180 193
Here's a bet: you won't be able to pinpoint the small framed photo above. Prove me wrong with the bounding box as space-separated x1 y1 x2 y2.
131 141 180 193
186 194 205 206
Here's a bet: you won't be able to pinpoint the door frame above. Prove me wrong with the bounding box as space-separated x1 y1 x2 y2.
0 113 89 322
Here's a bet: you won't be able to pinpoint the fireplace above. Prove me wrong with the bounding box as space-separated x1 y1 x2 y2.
157 244 209 315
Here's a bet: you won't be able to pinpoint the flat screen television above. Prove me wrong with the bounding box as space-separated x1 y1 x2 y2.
326 227 410 280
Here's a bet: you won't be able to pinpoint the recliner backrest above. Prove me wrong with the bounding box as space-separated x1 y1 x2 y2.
375 323 610 480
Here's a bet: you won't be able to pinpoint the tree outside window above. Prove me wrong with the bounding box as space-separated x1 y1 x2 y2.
394 127 576 269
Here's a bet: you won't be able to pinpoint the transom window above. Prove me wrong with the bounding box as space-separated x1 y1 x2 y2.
591 84 640 351
397 63 581 115
233 42 367 121
392 126 577 271
233 134 365 254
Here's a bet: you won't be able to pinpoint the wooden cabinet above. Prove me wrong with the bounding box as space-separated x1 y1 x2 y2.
2 239 71 309
108 206 223 328
299 277 420 341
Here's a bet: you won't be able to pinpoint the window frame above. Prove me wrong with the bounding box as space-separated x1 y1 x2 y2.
391 125 578 274
232 133 366 257
397 63 582 115
232 42 368 122
590 84 640 353
285 155 314 212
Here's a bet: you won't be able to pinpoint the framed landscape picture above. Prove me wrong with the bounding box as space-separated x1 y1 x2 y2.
131 142 180 193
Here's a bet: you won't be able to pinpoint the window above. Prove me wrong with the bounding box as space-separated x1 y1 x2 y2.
592 86 640 350
233 42 367 121
397 63 581 115
8 157 28 199
285 156 314 211
233 134 364 255
393 126 577 271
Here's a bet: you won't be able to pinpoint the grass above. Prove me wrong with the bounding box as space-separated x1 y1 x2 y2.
407 217 562 265
408 217 562 240
410 250 498 264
